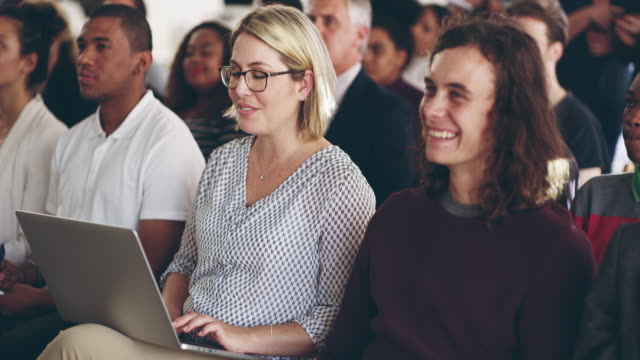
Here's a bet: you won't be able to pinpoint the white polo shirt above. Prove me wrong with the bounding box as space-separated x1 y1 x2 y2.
0 95 67 266
45 90 205 230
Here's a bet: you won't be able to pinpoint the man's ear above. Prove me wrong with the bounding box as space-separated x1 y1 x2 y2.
134 50 152 75
354 24 370 52
296 70 314 101
548 41 564 63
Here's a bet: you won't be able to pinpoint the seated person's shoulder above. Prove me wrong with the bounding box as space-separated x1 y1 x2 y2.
312 147 375 193
55 113 96 147
612 222 640 255
580 172 632 195
534 201 593 253
207 136 252 161
375 186 427 216
356 73 412 112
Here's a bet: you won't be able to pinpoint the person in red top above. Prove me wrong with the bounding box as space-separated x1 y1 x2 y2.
321 16 595 360
572 72 640 264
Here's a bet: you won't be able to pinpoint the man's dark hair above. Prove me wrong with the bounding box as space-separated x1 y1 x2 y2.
421 15 566 222
372 16 414 69
129 0 147 17
0 2 64 89
90 4 152 53
506 0 568 46
422 4 451 26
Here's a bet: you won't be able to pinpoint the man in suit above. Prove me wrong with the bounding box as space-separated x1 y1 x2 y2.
308 0 416 207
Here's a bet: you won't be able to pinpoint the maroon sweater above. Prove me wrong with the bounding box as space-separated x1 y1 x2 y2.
321 187 594 360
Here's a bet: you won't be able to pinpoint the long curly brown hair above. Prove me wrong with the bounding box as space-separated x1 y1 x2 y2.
420 15 566 222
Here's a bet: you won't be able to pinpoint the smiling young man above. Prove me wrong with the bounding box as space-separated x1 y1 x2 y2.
321 16 594 360
0 5 204 359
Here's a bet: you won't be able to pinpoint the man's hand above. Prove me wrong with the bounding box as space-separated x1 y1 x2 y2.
615 14 640 46
0 260 24 291
0 284 54 317
590 2 624 30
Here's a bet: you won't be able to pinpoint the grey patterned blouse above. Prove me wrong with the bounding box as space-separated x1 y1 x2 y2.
162 136 376 358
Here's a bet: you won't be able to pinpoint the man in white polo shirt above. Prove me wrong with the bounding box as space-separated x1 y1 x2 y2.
0 5 204 358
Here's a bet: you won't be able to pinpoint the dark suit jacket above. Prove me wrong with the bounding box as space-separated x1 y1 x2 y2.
574 222 640 360
326 70 415 207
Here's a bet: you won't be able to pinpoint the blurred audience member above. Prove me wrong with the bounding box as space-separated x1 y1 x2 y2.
0 0 67 293
165 21 245 160
0 3 67 357
308 0 416 206
573 72 640 264
364 16 422 132
508 0 610 186
558 0 639 160
404 3 450 91
321 16 594 360
37 0 96 128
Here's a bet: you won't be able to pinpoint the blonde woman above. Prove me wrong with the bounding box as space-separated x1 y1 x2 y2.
39 5 375 360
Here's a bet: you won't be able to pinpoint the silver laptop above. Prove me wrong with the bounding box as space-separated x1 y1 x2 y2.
15 210 260 360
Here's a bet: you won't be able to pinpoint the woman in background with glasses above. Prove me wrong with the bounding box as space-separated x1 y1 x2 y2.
164 21 245 160
39 5 375 360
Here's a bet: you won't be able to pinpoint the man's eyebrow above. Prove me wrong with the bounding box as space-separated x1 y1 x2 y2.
444 83 471 95
77 36 112 43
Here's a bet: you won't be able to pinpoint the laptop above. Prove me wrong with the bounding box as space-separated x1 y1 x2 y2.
15 210 260 360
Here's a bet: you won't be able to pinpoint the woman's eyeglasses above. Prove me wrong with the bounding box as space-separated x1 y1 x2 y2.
219 66 304 92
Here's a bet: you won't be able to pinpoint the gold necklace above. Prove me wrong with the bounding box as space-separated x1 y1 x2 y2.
255 150 269 181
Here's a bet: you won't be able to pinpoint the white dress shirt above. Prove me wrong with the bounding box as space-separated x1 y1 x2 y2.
46 90 205 230
0 95 67 265
335 63 361 107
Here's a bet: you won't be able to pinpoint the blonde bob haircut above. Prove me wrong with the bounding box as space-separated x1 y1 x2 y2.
224 5 336 139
